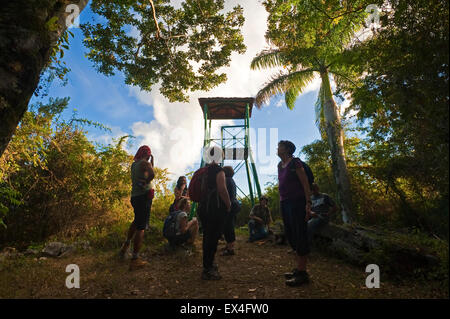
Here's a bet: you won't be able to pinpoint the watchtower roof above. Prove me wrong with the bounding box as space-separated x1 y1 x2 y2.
198 97 255 120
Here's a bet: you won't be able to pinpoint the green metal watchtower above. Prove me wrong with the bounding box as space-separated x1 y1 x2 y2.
190 97 262 218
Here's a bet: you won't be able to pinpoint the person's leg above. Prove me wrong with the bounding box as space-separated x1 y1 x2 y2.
186 219 199 244
129 194 150 270
252 225 268 241
223 212 232 246
286 198 310 286
280 200 296 250
229 213 237 249
198 205 213 270
132 229 145 257
120 221 136 255
201 206 226 279
208 208 226 264
248 219 256 241
120 197 139 257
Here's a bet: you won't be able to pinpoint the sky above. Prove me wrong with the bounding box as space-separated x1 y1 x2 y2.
30 0 353 197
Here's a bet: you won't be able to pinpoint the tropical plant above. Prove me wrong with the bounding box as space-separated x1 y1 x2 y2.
251 0 371 222
0 0 246 157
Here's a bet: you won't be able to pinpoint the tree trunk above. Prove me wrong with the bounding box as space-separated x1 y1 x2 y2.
0 0 88 157
320 71 354 223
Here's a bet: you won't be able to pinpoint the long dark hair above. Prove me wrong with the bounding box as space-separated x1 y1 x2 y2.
176 176 187 189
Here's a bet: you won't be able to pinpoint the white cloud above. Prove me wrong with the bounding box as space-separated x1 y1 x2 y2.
126 0 323 181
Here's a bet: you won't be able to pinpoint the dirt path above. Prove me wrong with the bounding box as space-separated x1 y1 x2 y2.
0 235 447 299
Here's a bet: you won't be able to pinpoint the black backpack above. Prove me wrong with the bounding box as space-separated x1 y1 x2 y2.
278 157 314 187
300 159 314 187
163 210 182 240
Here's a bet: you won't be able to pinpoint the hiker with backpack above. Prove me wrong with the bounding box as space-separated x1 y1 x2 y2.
163 198 199 247
277 140 313 286
248 196 272 243
308 183 337 245
169 176 189 213
220 166 241 256
118 145 155 271
189 147 231 280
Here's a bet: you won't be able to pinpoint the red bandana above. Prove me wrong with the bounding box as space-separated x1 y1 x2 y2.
134 145 151 161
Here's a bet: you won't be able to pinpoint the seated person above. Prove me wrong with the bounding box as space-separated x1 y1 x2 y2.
307 183 338 245
170 176 189 212
248 196 272 242
169 198 199 247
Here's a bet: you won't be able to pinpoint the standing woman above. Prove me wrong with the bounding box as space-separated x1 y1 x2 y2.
221 166 240 256
119 145 155 271
170 176 189 212
277 140 312 286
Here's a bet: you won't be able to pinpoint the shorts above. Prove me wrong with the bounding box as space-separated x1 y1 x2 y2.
131 193 152 230
171 231 192 246
280 197 310 256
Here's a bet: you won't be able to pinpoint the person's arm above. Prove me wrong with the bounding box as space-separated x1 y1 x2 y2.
174 187 182 200
142 160 155 182
179 215 188 234
295 164 312 221
216 171 231 212
249 206 264 224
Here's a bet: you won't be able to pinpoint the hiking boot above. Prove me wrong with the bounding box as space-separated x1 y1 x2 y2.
201 268 222 280
129 258 148 271
284 269 300 280
285 271 310 287
221 249 235 256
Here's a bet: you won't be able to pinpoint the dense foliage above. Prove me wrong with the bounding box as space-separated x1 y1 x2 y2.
334 0 449 237
81 0 246 102
0 98 173 248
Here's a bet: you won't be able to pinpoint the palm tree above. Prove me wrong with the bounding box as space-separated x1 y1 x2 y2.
251 49 354 223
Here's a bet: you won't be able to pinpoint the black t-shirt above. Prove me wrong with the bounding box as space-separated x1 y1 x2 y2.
204 164 226 210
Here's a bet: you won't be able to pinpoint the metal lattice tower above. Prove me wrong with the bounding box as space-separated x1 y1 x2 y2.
190 97 262 218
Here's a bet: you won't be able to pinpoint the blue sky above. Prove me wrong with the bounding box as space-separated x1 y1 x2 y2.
29 1 352 197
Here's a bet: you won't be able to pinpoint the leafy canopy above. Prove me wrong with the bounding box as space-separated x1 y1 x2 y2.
81 0 246 102
251 0 370 109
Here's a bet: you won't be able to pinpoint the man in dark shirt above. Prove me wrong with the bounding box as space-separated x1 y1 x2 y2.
197 155 231 280
308 183 338 244
248 196 272 242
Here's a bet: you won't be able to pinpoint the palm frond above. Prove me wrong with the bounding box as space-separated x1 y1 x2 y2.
251 49 287 70
255 68 316 108
285 87 300 110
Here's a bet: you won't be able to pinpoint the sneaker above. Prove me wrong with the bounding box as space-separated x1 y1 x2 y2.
284 268 300 280
201 268 222 280
129 258 148 271
221 249 235 256
285 271 310 286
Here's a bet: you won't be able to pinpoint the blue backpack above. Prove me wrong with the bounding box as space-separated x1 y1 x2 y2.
163 210 182 240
